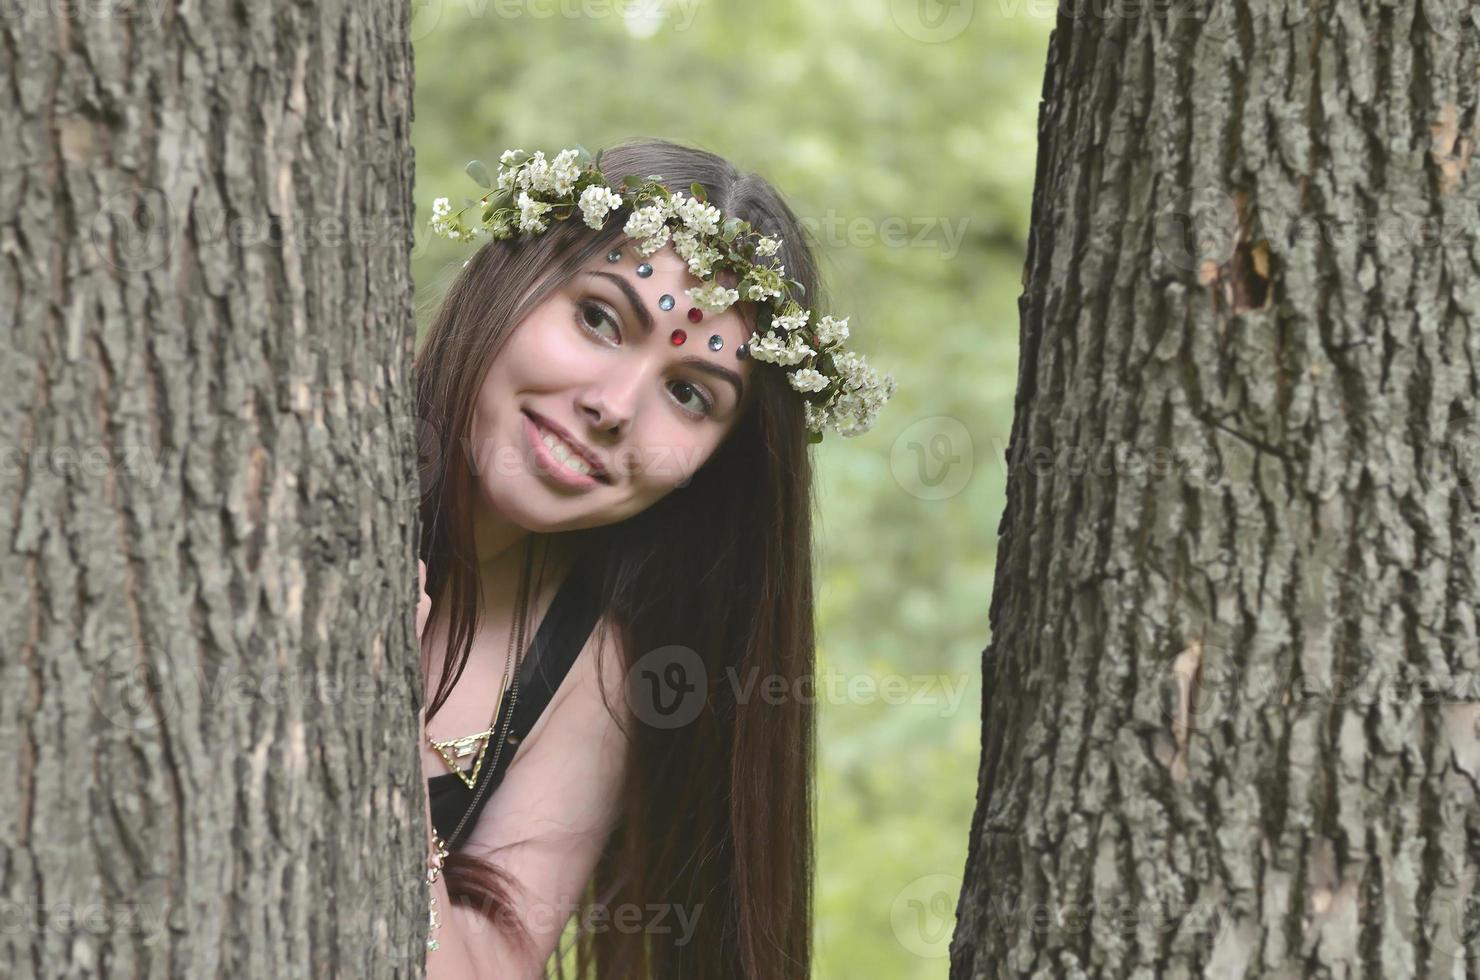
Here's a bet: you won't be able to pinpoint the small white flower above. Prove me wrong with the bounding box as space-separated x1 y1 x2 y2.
517 151 553 194
686 282 740 313
771 308 810 335
516 190 552 233
815 314 850 347
754 236 782 257
431 197 451 219
578 185 624 229
550 148 582 196
803 401 830 433
671 228 721 278
623 203 667 242
747 330 814 366
787 368 831 394
672 193 722 236
499 149 524 165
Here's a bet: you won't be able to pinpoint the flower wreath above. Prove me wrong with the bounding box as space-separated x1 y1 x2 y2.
428 146 895 441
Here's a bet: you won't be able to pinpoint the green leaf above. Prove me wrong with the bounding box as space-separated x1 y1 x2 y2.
573 144 593 167
622 174 644 188
593 148 604 169
808 430 824 445
786 279 807 298
722 217 742 242
465 160 492 188
690 182 707 202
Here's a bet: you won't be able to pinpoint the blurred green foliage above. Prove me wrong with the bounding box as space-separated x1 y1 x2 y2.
412 1 1051 974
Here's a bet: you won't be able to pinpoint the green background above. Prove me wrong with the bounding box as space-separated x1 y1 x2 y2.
411 2 1053 974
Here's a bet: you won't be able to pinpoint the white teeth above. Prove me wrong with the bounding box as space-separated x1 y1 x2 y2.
540 430 595 477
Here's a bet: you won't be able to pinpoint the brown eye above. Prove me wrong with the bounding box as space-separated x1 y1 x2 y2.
669 380 714 417
575 300 619 341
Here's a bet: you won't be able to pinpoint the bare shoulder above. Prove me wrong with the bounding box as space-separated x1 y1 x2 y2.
447 614 634 972
518 610 632 760
467 611 633 842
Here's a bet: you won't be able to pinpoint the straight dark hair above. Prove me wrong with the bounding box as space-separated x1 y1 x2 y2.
414 137 822 979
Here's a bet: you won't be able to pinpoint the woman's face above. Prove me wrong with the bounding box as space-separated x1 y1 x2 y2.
467 240 758 531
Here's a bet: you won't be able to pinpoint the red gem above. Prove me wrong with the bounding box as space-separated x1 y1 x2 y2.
669 328 687 346
686 307 704 323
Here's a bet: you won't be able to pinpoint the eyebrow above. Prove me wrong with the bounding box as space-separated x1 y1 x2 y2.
584 270 747 406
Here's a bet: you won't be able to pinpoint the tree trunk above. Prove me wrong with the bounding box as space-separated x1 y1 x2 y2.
954 2 1478 977
1 2 420 976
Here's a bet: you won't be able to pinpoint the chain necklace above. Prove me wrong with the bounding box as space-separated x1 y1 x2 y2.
426 540 534 795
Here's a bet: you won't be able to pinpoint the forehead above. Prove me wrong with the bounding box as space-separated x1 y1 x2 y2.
579 241 757 348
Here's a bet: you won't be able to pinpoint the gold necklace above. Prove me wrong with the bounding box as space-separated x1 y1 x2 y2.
426 545 532 790
425 671 510 789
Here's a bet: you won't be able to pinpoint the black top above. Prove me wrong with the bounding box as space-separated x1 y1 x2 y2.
427 555 605 851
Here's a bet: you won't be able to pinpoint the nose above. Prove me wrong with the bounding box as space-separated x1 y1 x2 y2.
577 368 643 438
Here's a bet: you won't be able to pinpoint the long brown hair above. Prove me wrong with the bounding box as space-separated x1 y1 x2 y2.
414 138 821 979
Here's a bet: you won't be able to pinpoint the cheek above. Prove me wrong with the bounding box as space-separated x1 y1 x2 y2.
505 312 583 383
618 427 719 491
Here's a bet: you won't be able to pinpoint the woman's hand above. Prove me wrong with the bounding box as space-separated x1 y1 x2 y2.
416 558 432 642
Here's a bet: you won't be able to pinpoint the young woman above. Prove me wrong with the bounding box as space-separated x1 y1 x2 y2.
410 138 892 979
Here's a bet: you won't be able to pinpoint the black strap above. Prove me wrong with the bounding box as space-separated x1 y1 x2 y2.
439 556 604 849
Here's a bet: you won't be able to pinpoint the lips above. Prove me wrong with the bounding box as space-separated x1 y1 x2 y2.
524 410 611 482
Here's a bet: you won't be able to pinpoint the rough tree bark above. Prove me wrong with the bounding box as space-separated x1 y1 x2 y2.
954 1 1477 977
1 2 421 976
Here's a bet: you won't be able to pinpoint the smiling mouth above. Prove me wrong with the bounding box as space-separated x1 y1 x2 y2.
525 412 612 483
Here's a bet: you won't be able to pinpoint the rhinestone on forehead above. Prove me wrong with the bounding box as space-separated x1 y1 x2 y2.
606 249 622 262
636 262 653 278
669 328 687 346
658 294 675 311
707 334 724 351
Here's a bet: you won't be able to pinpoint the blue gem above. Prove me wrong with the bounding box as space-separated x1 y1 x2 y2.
636 262 653 278
658 294 675 311
606 249 622 262
736 343 750 360
708 334 724 351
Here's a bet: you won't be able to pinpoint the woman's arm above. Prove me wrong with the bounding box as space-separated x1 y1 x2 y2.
425 620 632 979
